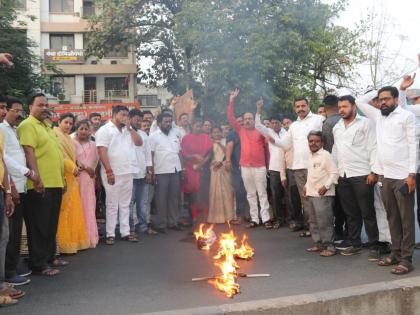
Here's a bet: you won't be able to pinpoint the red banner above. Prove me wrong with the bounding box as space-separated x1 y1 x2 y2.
49 103 140 121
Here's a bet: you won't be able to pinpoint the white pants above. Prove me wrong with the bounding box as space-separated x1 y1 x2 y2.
241 167 270 223
101 173 133 238
374 183 392 243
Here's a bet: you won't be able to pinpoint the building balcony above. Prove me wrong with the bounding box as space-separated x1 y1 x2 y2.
105 90 129 99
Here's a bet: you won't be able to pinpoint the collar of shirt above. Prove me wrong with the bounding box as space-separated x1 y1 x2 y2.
297 111 314 122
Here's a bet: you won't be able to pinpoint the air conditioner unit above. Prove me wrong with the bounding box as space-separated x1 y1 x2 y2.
110 60 118 64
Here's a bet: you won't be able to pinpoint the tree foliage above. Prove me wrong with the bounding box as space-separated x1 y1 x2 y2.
0 0 51 98
86 0 365 119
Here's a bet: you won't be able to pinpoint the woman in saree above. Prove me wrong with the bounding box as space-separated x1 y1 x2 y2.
73 119 99 248
54 113 90 254
180 119 213 226
207 126 234 224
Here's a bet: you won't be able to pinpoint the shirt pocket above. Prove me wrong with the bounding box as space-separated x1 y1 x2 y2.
384 121 405 142
351 129 365 145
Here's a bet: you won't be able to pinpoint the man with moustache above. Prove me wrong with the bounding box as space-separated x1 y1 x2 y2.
96 105 142 245
227 89 271 229
1 97 35 285
271 97 325 240
17 93 64 276
357 87 417 275
149 113 183 233
128 109 155 240
332 95 380 259
0 94 24 301
89 112 102 138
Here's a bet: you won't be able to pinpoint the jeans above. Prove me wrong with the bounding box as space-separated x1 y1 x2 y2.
231 166 249 218
129 178 149 233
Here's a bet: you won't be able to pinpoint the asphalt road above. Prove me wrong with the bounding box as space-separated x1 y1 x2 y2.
3 224 420 315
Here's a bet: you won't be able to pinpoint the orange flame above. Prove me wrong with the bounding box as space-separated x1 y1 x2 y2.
234 234 254 260
210 230 240 297
194 224 215 250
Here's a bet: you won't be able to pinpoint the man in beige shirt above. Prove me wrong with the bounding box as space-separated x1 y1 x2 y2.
304 131 339 257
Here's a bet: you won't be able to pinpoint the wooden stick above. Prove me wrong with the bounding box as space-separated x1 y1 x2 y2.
192 273 270 282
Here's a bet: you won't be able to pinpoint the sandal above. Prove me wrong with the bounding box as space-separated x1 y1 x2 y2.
33 268 60 277
377 255 400 266
306 246 322 252
299 231 311 237
0 295 17 306
0 287 25 299
50 258 69 267
391 264 413 275
106 237 115 245
246 221 258 228
272 221 281 229
230 219 242 225
264 221 273 229
124 234 139 242
320 249 336 257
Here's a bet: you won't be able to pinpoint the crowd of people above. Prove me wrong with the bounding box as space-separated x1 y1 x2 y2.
0 51 420 306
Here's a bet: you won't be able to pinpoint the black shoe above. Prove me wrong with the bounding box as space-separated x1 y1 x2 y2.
340 245 362 256
335 240 352 250
168 225 184 231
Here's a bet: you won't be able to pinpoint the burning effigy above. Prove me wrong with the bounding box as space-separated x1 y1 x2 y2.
193 225 262 298
194 224 216 250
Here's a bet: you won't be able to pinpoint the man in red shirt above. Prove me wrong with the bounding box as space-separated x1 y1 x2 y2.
227 89 272 228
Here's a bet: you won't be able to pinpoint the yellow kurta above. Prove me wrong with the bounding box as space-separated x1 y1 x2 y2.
54 127 90 254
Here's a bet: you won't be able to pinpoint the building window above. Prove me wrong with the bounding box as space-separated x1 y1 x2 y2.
138 95 161 107
51 76 76 100
82 0 95 18
105 77 128 91
50 0 74 13
50 34 75 50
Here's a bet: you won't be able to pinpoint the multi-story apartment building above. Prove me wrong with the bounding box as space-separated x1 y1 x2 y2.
16 0 137 105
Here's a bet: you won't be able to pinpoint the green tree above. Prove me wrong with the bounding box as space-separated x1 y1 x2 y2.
0 0 50 98
86 0 365 119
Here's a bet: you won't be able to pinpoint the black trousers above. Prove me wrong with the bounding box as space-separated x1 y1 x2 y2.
286 169 303 226
5 193 24 278
337 175 378 247
24 188 62 272
269 171 286 223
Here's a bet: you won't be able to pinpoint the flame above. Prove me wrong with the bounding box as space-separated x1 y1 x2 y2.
234 234 254 260
210 230 240 297
194 224 215 250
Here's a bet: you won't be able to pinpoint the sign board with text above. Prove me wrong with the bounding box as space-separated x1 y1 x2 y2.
44 49 85 64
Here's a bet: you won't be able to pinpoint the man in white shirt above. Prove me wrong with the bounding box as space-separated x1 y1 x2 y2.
271 97 325 239
398 74 420 248
332 95 380 258
149 112 183 233
128 109 155 241
96 105 143 245
356 86 417 275
304 131 339 256
0 97 33 285
255 100 287 227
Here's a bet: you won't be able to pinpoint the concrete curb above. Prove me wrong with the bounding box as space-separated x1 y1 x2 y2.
142 276 420 315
